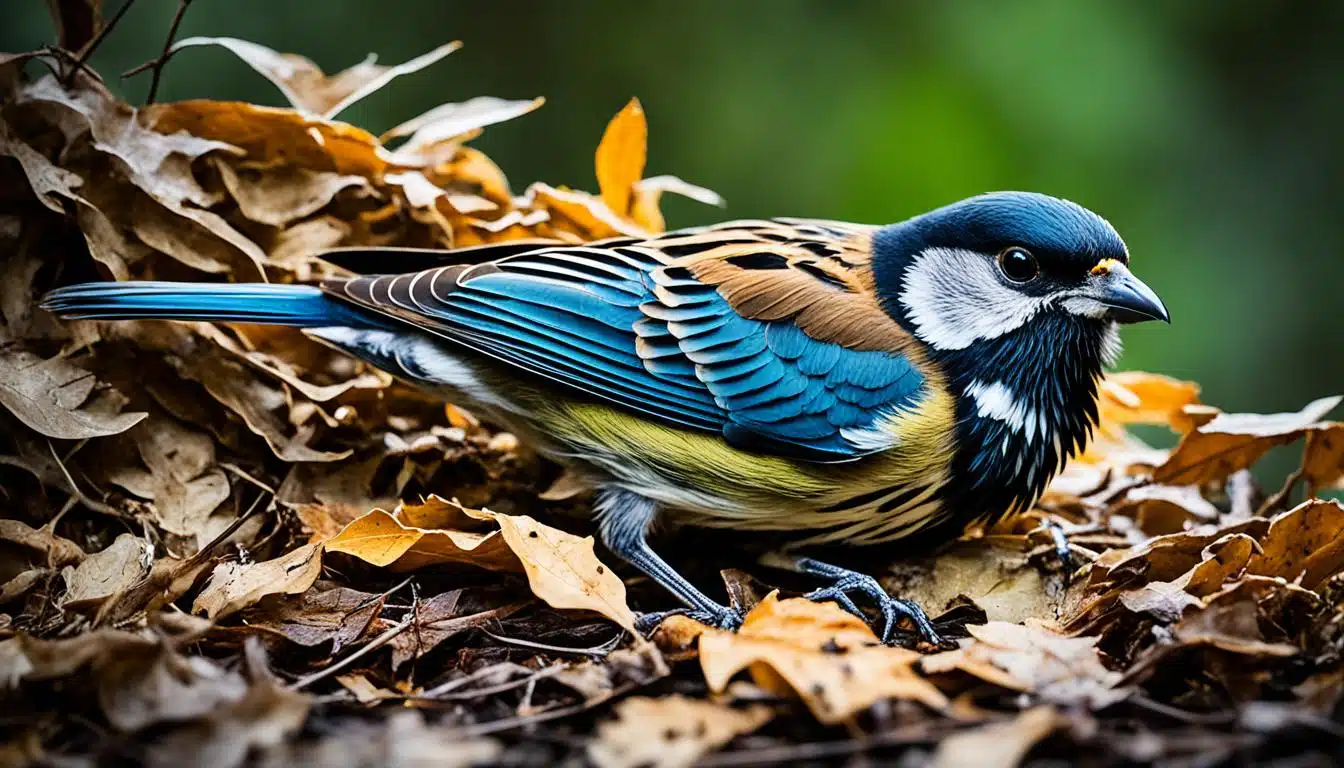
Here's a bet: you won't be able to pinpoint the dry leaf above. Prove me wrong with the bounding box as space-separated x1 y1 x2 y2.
933 706 1059 768
921 621 1128 708
383 96 544 167
476 507 638 633
145 100 388 177
325 507 519 572
1098 372 1202 432
699 593 947 724
171 37 461 119
588 695 771 768
1302 424 1344 493
1117 533 1257 622
1246 498 1344 590
0 347 145 439
595 98 648 217
146 677 310 768
60 533 150 611
0 519 85 569
193 542 324 619
1154 396 1341 486
96 644 248 732
213 160 369 227
242 583 383 653
629 174 725 232
254 710 500 768
884 539 1058 624
328 496 636 632
105 417 230 541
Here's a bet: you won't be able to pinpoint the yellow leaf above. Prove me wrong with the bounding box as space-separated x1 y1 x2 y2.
325 508 518 572
1098 372 1202 433
326 496 636 632
474 508 638 634
595 98 647 216
699 593 946 724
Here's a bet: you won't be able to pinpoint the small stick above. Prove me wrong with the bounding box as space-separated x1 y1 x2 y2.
288 615 415 692
61 0 138 86
121 0 194 104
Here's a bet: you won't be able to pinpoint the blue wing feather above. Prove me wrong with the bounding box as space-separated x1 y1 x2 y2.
332 246 925 462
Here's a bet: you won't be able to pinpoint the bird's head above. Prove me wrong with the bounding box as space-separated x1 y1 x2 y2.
871 191 1169 519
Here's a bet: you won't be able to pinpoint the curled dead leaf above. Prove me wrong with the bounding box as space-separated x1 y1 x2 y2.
327 496 636 632
699 593 947 724
1154 396 1341 486
171 37 461 119
192 542 324 619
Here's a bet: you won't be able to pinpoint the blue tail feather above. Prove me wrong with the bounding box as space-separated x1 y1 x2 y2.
40 281 383 328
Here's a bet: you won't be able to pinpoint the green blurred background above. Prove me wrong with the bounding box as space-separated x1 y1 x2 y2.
4 0 1340 417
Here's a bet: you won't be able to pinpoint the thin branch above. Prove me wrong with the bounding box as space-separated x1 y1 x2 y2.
61 0 138 86
478 627 623 658
121 0 194 104
288 615 415 692
44 441 127 520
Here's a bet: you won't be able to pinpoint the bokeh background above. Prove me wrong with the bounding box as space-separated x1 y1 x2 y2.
4 1 1340 419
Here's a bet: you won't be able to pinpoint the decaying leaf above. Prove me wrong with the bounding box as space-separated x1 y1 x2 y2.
0 347 145 439
325 506 519 572
105 417 231 542
146 677 310 768
884 539 1058 624
60 533 150 611
193 543 324 619
588 695 772 768
700 593 947 724
241 583 383 653
921 621 1129 708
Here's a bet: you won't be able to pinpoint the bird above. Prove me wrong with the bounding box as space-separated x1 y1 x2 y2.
42 191 1169 643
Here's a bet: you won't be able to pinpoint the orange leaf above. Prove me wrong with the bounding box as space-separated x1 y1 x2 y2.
595 98 647 216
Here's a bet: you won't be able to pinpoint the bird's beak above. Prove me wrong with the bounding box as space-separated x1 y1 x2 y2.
1091 260 1170 324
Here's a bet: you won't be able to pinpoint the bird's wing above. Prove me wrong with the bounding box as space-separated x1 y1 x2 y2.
321 220 929 461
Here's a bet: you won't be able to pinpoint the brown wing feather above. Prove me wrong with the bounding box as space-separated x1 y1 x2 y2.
322 218 912 354
647 221 915 353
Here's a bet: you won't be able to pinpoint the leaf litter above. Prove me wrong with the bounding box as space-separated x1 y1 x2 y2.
1 20 1343 768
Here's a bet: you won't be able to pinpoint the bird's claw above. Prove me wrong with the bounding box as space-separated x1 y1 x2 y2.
805 573 944 647
635 605 744 635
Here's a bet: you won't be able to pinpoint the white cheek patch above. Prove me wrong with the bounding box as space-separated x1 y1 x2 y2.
899 247 1050 349
965 379 1038 439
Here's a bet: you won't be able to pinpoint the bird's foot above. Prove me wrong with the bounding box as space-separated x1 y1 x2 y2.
635 604 744 635
805 573 943 647
1041 519 1076 582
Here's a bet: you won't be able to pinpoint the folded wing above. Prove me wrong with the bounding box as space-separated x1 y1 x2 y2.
322 222 926 461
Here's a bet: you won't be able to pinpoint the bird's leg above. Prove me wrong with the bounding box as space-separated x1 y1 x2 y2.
594 487 743 633
760 552 942 645
1042 519 1075 578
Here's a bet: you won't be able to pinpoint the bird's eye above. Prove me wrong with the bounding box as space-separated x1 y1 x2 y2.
996 247 1039 283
